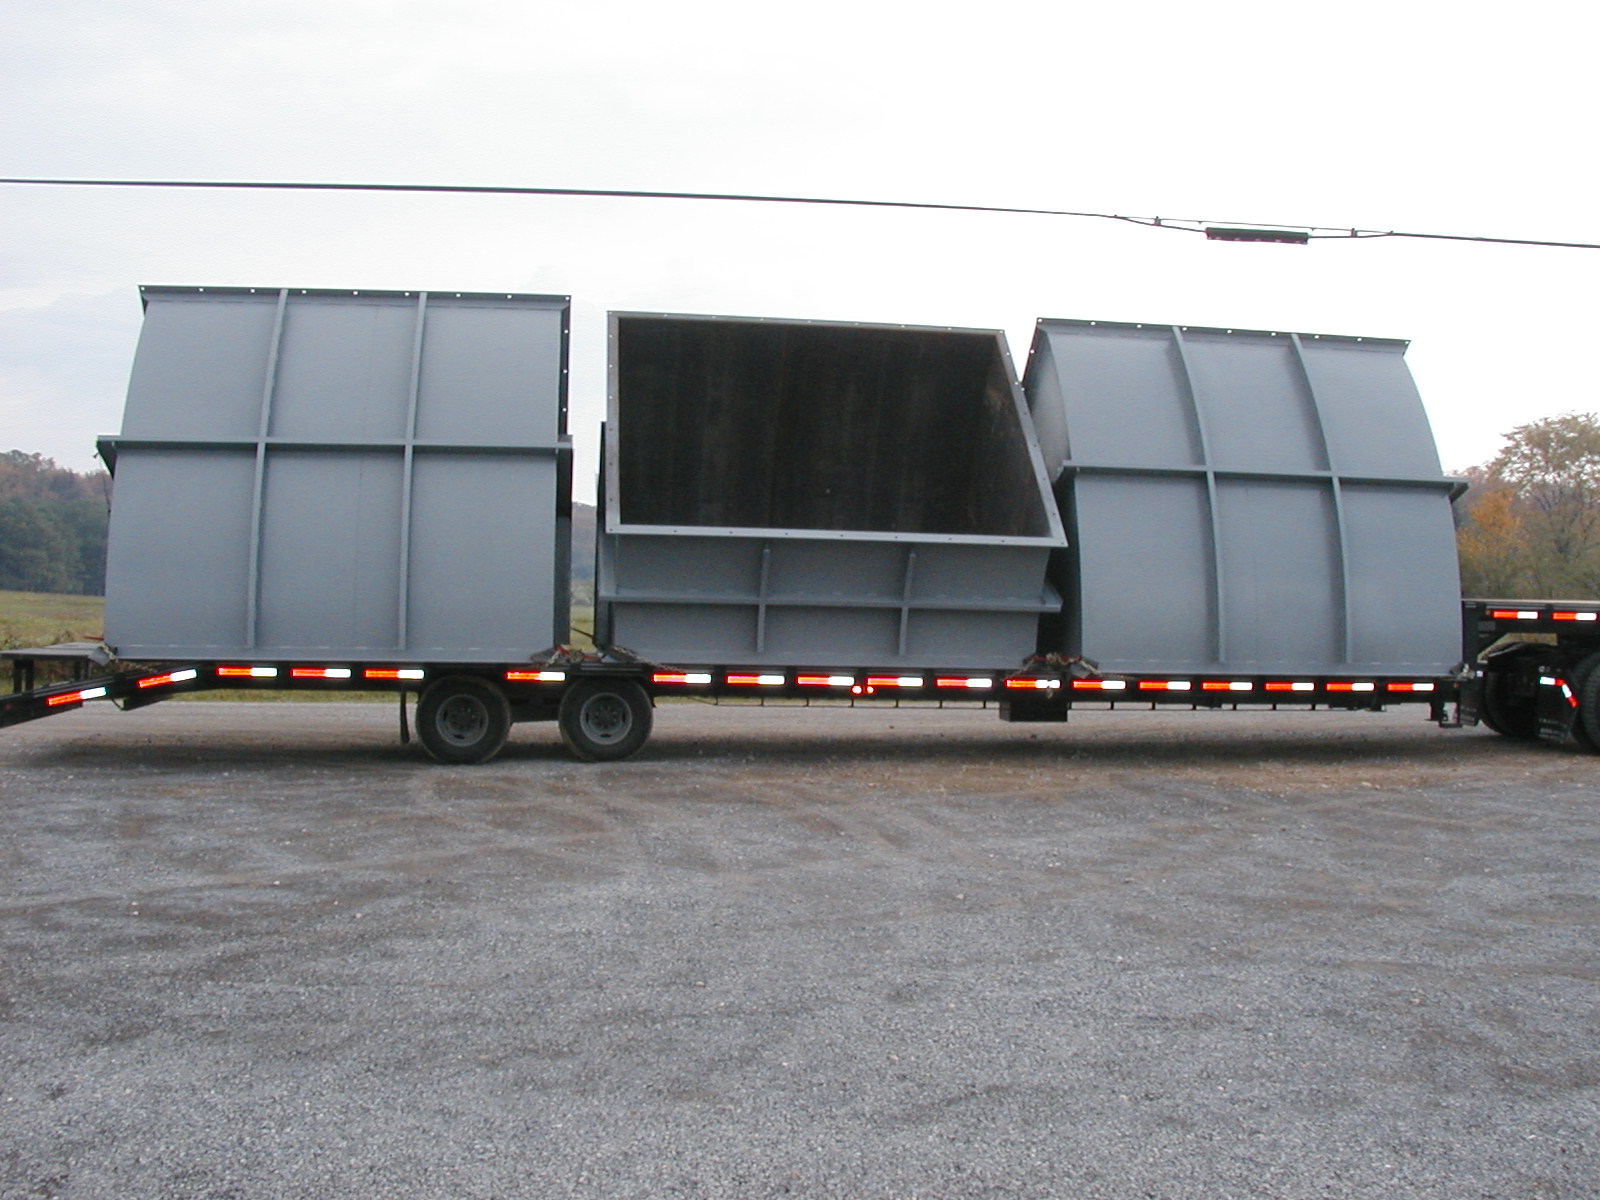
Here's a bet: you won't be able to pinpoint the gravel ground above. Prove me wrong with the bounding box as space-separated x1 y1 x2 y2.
1 699 1597 1199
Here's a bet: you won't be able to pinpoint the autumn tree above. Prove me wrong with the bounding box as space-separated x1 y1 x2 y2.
1457 412 1600 598
1456 467 1531 596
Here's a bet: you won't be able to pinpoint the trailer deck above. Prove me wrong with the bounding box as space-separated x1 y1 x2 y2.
1 642 1471 762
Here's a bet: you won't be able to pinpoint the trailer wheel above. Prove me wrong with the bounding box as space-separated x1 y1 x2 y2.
1479 669 1540 741
416 676 512 764
559 679 652 762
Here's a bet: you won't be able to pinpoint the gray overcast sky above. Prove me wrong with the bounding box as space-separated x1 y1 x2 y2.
3 0 1595 496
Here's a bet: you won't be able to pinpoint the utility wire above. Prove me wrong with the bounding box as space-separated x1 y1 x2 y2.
2 175 1596 251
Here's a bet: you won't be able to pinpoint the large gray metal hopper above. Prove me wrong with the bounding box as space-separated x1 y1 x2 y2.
598 313 1067 668
1023 319 1463 677
100 286 572 663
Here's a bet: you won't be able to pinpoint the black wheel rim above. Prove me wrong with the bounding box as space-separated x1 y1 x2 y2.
437 695 489 747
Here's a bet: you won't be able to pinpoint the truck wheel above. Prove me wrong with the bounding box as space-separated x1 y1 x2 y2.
559 679 653 762
417 676 512 764
1479 669 1539 741
1572 653 1600 753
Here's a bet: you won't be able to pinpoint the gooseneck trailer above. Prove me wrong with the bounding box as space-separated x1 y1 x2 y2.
4 286 1596 762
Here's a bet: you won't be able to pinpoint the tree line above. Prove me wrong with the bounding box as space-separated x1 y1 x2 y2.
0 451 110 595
1455 412 1600 599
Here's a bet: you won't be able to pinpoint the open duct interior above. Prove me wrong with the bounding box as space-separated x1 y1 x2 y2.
613 317 1054 538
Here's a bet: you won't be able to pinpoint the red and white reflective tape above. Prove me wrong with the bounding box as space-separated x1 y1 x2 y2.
136 668 199 690
46 685 108 707
797 674 855 687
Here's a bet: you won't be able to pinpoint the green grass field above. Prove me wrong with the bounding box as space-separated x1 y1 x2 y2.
0 589 105 651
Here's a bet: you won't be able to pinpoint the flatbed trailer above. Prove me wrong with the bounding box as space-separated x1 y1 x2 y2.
0 650 1460 763
7 597 1599 763
6 285 1592 765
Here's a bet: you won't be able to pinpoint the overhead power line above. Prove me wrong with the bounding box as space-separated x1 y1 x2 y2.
1 175 1596 251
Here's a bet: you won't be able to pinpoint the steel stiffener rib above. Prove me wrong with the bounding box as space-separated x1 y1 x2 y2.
1291 332 1354 664
397 290 428 651
1169 326 1227 664
244 288 290 650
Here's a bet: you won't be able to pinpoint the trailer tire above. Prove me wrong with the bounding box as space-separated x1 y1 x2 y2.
1572 652 1600 753
1479 668 1540 741
417 676 512 764
559 678 652 762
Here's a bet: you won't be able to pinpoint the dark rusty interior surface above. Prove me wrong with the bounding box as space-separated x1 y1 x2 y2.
614 318 1053 537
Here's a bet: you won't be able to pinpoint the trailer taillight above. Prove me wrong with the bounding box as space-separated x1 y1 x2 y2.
218 665 278 678
505 670 566 683
935 676 993 689
137 668 199 689
363 668 426 681
291 667 352 679
651 672 712 685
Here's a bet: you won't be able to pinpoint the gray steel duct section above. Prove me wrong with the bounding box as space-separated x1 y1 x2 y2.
599 313 1067 669
100 286 572 663
1024 319 1464 677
